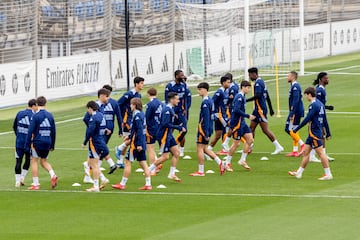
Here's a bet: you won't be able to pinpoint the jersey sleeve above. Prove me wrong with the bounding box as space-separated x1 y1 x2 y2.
13 113 18 134
24 115 36 150
50 115 56 149
113 101 123 135
164 84 170 104
294 104 316 132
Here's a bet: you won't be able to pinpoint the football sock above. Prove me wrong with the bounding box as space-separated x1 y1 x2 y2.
99 173 106 182
21 169 28 178
118 143 127 151
297 167 305 175
299 139 304 146
33 177 39 186
310 149 316 159
240 152 247 162
98 160 103 167
120 177 128 186
15 174 21 183
49 169 55 178
93 179 99 189
208 145 213 151
180 147 184 154
145 177 151 186
149 164 156 172
324 167 332 176
214 156 222 165
272 140 282 149
223 136 230 146
106 158 115 167
83 161 90 176
169 166 176 177
198 164 204 173
226 155 232 165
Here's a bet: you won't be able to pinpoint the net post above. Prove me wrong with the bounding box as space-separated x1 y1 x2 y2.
274 47 281 118
244 0 249 80
299 0 305 76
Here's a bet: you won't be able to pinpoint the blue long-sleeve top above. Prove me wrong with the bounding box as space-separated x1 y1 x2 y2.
229 92 250 129
198 96 214 139
289 81 304 117
212 87 229 123
164 81 187 114
156 104 182 140
25 109 56 151
294 99 331 139
118 89 141 125
129 110 146 150
13 109 34 149
83 111 106 146
145 98 164 137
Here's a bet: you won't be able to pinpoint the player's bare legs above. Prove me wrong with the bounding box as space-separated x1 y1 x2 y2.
259 121 284 155
210 130 222 148
123 159 132 179
249 121 258 138
87 158 100 191
190 144 225 176
31 157 39 184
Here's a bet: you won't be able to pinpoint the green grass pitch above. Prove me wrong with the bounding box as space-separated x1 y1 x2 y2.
1 52 360 239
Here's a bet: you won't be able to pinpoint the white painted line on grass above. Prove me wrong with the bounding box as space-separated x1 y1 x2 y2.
1 189 360 200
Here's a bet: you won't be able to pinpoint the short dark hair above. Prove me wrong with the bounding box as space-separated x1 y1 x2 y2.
290 71 298 79
28 99 36 107
98 88 110 98
130 98 142 111
86 100 98 111
174 70 183 78
197 82 209 91
220 76 230 85
167 92 178 100
224 73 233 82
248 67 258 75
36 96 47 106
240 80 251 88
134 76 144 85
304 87 316 97
147 87 157 96
102 84 113 92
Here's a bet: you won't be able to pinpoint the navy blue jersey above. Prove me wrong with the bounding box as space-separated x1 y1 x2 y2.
295 99 330 139
253 78 269 115
156 104 182 141
316 85 327 105
13 109 34 149
25 109 56 151
185 86 192 111
289 81 304 117
145 98 164 137
212 87 229 124
198 96 215 139
227 82 239 112
230 92 250 129
103 98 122 135
118 89 142 128
83 111 107 146
164 81 187 114
129 110 146 151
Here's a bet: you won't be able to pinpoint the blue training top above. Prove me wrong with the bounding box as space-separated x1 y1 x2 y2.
13 109 34 149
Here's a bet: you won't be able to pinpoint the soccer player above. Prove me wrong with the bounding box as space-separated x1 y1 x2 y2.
288 87 333 180
13 99 37 187
148 92 186 182
225 81 255 171
164 70 188 156
145 88 164 176
222 73 239 151
112 98 152 190
25 96 58 190
189 82 226 176
285 71 305 157
116 77 145 167
311 72 335 161
208 76 231 155
82 100 110 192
180 76 192 157
247 67 284 155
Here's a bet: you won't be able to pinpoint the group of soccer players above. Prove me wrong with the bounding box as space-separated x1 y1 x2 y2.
12 68 335 191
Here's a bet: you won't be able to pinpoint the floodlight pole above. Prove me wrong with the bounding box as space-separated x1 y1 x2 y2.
299 0 304 75
203 0 207 78
125 0 130 90
244 0 249 80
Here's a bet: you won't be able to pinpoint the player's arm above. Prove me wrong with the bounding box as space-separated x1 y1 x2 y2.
293 106 315 133
266 91 274 116
186 88 192 109
133 118 143 149
50 116 56 150
323 111 331 139
164 85 170 104
83 119 96 145
202 104 211 138
114 102 123 135
83 112 91 126
325 105 334 111
246 92 261 102
290 89 300 116
162 111 182 131
13 114 18 134
233 99 250 119
24 116 36 151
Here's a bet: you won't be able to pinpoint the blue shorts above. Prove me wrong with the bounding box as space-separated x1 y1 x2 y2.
174 112 187 129
31 148 49 159
15 148 29 159
285 113 302 130
158 136 177 154
122 122 131 135
88 141 109 160
126 149 146 162
232 122 251 140
252 110 268 123
146 131 157 144
197 132 209 145
214 119 224 131
305 136 323 149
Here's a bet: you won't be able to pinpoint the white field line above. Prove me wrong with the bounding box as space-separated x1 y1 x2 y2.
0 146 358 156
1 189 360 200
